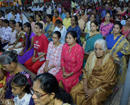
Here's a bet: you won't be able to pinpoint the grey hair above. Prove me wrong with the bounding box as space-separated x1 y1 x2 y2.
94 39 107 52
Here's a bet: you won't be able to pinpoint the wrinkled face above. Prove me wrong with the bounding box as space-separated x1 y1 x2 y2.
23 25 30 32
95 43 104 58
90 23 98 32
113 24 121 34
52 34 60 44
66 33 76 45
105 13 111 22
90 15 95 22
32 80 52 105
11 83 24 96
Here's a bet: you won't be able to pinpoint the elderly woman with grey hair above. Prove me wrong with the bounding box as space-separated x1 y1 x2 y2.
70 39 117 105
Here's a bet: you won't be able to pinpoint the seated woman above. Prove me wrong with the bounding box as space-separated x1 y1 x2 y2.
122 17 130 40
83 21 103 52
35 14 45 33
29 16 35 32
25 22 49 75
3 20 17 50
55 31 84 93
53 20 67 44
106 22 130 85
67 16 81 45
7 22 26 55
37 31 63 76
44 14 55 41
100 12 114 36
18 22 35 64
63 11 71 29
0 50 32 99
52 11 62 25
32 73 74 105
84 14 96 33
70 39 117 105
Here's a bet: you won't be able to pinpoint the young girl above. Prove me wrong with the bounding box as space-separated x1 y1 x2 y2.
0 73 32 105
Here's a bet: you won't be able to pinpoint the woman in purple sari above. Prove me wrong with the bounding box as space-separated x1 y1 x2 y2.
18 22 35 64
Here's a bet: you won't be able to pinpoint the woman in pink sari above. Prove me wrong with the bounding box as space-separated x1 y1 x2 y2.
100 12 114 36
55 31 84 93
122 17 130 40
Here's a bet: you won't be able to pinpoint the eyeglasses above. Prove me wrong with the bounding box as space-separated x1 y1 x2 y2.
52 37 58 39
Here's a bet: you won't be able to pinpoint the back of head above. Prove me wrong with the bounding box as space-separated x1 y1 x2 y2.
34 73 73 104
0 50 18 65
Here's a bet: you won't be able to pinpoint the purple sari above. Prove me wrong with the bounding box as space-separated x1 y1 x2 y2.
18 32 35 64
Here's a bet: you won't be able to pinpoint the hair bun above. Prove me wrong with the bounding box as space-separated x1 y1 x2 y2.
11 50 18 57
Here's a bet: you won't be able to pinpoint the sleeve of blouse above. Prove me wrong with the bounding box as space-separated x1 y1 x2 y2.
61 45 65 68
72 47 84 74
117 52 124 57
2 29 12 41
43 36 49 54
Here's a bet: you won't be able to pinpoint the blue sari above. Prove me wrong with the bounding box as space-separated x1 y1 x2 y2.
45 23 53 41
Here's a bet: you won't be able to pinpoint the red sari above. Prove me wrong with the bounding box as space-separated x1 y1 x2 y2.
55 43 84 93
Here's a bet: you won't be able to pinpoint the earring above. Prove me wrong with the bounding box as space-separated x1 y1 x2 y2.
51 98 53 100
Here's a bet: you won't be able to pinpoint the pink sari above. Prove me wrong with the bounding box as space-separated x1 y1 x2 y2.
100 23 114 36
122 26 130 40
55 43 84 93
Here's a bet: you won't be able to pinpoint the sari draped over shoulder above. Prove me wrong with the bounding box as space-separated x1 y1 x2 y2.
109 35 130 85
122 26 130 40
84 33 103 52
45 22 55 41
70 51 117 105
5 71 32 99
100 23 114 36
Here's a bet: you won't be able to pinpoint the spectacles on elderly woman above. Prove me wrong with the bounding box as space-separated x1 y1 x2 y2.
31 88 48 99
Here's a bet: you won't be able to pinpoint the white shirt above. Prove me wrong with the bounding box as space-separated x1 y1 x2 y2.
7 12 13 21
53 25 67 44
13 93 32 105
10 30 17 44
0 26 5 37
15 13 20 22
46 7 52 14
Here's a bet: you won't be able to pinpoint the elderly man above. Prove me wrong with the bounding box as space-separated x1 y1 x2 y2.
101 4 112 19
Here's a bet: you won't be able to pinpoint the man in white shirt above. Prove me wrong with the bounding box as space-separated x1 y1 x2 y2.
46 5 52 15
7 10 13 21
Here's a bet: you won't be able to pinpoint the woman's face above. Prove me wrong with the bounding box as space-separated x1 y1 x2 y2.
126 18 130 26
32 80 54 105
95 43 105 58
52 34 60 44
66 33 76 45
90 23 97 32
55 13 58 18
36 15 40 21
105 13 111 22
46 16 50 22
34 25 41 33
113 24 121 34
23 25 29 32
71 17 76 25
66 12 70 18
15 23 20 31
1 62 16 72
29 17 33 22
9 21 14 28
90 15 95 22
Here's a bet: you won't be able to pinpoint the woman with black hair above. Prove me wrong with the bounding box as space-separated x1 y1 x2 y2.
29 16 35 32
106 22 130 85
0 50 32 99
63 11 71 29
55 31 84 93
18 22 35 64
53 19 67 44
25 22 49 75
52 11 62 25
67 16 81 45
44 14 55 41
35 14 45 32
37 31 63 76
3 20 17 50
32 73 74 105
7 22 26 55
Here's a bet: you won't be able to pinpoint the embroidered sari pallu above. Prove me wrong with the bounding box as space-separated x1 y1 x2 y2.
110 35 130 85
70 52 117 105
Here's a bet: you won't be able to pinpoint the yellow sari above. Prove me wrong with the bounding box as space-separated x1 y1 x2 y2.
110 35 130 85
70 51 117 105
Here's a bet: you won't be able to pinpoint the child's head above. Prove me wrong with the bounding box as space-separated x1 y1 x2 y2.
11 73 31 96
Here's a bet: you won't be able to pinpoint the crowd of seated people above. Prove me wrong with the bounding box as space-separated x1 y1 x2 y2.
0 0 130 105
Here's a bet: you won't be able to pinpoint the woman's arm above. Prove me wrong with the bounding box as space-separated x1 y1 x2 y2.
14 41 24 49
83 41 86 50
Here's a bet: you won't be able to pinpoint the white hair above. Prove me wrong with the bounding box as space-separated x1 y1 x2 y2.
94 39 107 52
